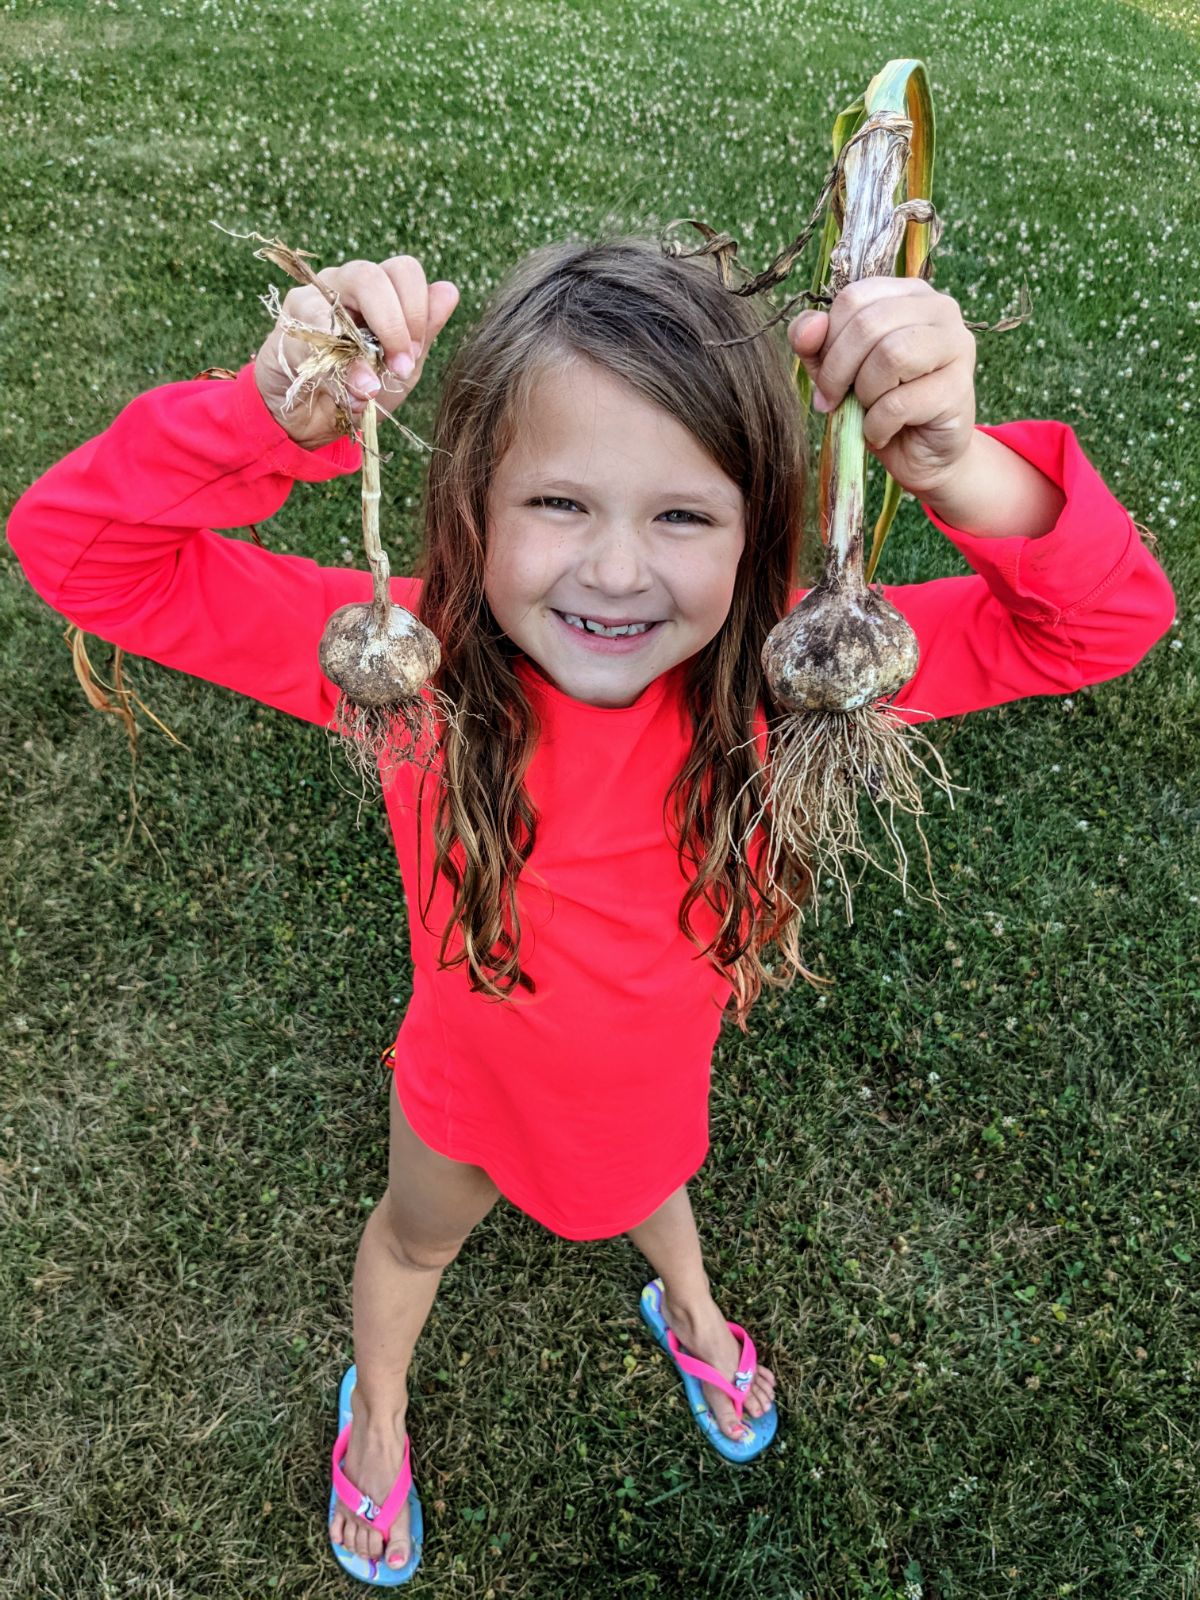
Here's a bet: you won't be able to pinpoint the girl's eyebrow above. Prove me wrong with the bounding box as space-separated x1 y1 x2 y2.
522 477 740 510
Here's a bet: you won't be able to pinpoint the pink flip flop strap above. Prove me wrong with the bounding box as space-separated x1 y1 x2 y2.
331 1422 412 1542
666 1321 758 1418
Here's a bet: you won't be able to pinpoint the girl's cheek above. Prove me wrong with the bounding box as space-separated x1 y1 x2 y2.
485 524 563 613
677 546 739 613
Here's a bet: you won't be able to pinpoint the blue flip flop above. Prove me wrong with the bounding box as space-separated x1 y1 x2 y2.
328 1364 424 1585
639 1277 778 1463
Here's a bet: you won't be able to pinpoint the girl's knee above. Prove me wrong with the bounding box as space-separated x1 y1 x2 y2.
380 1184 483 1272
383 1080 499 1261
385 1226 464 1274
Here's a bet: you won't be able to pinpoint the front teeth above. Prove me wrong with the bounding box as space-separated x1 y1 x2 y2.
561 612 652 638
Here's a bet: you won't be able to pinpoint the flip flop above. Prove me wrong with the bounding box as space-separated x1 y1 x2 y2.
328 1364 424 1585
639 1277 778 1463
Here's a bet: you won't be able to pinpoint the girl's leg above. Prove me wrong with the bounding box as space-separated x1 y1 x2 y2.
626 1182 776 1442
330 1073 501 1570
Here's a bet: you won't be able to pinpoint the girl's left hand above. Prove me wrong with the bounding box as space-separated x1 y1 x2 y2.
789 278 977 500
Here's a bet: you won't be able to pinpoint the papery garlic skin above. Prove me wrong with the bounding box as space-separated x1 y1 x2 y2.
762 583 919 713
318 603 441 708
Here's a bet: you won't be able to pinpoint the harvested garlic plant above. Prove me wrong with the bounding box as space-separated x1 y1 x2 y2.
238 229 460 790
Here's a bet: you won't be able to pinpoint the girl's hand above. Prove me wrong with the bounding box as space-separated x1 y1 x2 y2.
254 256 460 450
788 278 977 500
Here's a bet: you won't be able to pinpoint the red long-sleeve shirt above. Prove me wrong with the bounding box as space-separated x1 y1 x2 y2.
6 360 1176 1238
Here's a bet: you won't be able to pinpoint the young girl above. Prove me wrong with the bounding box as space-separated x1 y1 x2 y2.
7 236 1175 1585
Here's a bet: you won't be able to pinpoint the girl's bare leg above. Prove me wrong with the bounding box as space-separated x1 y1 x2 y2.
329 1074 500 1570
626 1182 776 1442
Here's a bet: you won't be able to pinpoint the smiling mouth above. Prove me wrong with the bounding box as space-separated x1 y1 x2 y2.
554 610 662 638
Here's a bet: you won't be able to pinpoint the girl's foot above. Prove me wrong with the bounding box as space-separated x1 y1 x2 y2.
660 1291 777 1442
329 1387 414 1570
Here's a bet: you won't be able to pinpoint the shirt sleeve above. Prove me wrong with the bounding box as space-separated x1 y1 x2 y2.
5 359 424 727
790 419 1177 725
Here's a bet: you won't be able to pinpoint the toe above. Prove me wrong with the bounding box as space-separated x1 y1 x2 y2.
332 1498 355 1552
749 1370 775 1415
385 1536 409 1570
708 1393 749 1441
351 1510 382 1562
350 1517 369 1560
385 1504 412 1570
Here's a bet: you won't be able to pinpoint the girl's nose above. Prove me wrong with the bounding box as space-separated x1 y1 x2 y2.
576 524 654 597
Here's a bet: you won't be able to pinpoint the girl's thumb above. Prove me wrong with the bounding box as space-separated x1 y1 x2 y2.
789 311 827 388
428 280 460 342
789 309 827 350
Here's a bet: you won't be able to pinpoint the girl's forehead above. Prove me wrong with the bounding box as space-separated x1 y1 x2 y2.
516 355 642 435
496 357 740 505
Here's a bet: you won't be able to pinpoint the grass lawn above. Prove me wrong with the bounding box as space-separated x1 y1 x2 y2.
2 1 1198 1596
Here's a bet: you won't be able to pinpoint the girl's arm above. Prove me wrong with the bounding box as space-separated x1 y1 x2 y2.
6 361 422 727
785 419 1175 723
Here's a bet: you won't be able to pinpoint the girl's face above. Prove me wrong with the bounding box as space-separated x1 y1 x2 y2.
484 358 746 709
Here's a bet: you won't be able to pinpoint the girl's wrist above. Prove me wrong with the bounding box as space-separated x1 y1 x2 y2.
921 430 1066 540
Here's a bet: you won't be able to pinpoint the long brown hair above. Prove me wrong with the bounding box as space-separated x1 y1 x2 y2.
416 233 818 1028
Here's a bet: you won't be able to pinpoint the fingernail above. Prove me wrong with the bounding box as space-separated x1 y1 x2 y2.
360 374 382 396
390 352 415 379
812 389 832 412
410 341 422 361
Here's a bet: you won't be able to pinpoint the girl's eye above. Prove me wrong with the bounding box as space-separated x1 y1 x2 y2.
528 497 708 525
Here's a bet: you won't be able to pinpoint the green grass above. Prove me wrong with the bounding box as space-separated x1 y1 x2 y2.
2 1 1198 1596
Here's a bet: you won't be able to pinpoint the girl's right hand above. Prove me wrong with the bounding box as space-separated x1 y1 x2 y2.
254 256 460 450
